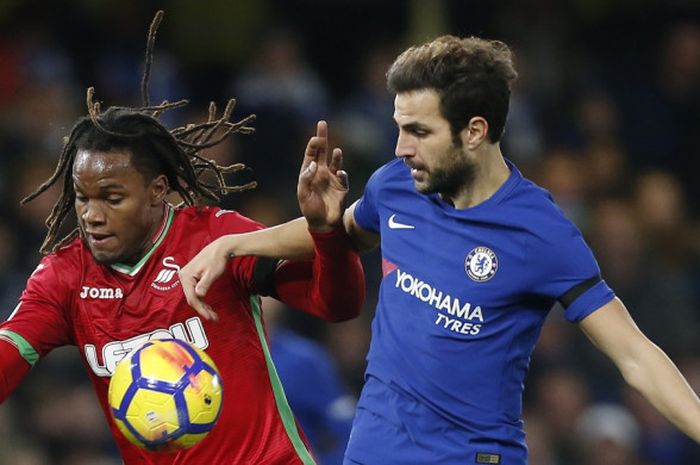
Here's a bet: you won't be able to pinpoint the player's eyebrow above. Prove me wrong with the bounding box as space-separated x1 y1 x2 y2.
392 115 430 130
97 182 127 190
73 179 128 192
398 121 432 133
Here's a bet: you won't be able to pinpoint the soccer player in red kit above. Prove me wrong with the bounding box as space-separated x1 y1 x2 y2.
0 41 364 465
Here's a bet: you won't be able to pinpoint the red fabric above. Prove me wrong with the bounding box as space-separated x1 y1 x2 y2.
0 338 30 403
274 227 365 322
0 207 312 465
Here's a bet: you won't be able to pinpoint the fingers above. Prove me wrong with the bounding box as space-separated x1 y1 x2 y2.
194 272 219 321
194 272 213 298
336 170 349 190
316 120 328 139
316 121 329 166
329 147 343 173
178 269 219 322
301 121 330 171
197 303 220 322
301 138 325 177
299 160 318 183
329 148 348 190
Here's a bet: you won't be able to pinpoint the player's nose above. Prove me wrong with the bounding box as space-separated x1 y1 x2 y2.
81 201 107 225
395 131 415 159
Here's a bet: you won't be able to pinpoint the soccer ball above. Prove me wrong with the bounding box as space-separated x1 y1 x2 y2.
107 339 223 451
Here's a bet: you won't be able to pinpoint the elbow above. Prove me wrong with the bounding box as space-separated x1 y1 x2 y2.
325 314 354 323
325 305 362 323
618 358 644 389
320 278 365 323
616 339 662 391
324 257 366 323
320 293 364 322
325 312 360 324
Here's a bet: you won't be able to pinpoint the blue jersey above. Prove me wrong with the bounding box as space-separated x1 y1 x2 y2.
271 328 354 465
347 159 614 465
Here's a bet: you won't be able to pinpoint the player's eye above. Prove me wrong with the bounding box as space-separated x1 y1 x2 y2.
106 197 124 205
75 195 87 203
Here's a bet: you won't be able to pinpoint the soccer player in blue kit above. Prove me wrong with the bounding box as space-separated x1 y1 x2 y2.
179 36 700 464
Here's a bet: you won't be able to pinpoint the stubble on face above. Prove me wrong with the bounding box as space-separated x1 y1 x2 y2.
415 142 477 201
394 90 478 202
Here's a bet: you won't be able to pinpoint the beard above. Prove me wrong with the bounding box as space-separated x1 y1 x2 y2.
415 145 477 199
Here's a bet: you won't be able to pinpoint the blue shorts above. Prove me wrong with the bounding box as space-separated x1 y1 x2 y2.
344 376 526 465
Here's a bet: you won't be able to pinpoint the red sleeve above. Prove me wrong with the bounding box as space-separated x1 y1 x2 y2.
273 228 365 322
0 338 31 403
206 207 265 290
0 255 74 358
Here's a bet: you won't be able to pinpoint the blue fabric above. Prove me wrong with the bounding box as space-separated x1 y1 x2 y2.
350 159 614 464
271 328 354 465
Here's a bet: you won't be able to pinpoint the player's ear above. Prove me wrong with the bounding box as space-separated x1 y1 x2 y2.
461 116 489 149
149 174 169 205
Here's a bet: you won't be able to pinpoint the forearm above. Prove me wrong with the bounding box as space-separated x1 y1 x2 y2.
620 339 700 442
581 299 700 443
224 217 315 260
274 227 365 322
0 338 30 403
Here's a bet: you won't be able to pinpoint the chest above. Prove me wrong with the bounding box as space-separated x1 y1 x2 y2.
378 200 529 306
70 251 253 378
74 253 193 334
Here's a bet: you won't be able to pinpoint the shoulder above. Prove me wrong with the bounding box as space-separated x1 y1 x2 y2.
175 206 265 236
503 176 599 277
505 176 582 239
368 159 410 185
39 238 84 276
362 159 414 203
24 238 84 296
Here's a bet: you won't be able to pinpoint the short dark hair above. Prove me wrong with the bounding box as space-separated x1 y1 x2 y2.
386 35 517 143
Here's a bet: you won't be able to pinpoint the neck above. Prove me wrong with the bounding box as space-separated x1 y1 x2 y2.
447 144 510 209
124 203 168 266
147 203 169 244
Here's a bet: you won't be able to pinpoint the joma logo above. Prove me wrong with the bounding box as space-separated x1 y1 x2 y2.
80 286 124 299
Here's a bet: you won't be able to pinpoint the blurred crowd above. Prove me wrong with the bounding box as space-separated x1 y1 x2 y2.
0 1 699 464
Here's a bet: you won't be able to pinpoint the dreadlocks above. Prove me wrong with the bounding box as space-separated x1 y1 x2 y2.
21 10 256 255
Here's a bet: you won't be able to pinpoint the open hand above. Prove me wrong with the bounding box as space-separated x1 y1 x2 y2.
178 238 231 321
298 121 349 231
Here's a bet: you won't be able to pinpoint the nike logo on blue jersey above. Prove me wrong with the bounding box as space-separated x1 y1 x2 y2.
388 214 415 230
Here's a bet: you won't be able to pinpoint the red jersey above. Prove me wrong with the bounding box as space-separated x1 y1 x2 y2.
0 206 316 465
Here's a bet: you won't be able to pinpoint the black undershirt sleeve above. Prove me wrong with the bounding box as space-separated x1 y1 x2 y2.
557 275 602 309
252 256 282 298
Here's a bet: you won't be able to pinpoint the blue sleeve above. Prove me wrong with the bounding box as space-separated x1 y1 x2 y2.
526 205 614 322
353 166 384 233
305 353 355 465
564 280 615 322
271 332 355 465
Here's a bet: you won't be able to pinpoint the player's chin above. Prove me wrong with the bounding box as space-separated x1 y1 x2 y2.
413 179 434 194
410 171 431 191
89 246 122 265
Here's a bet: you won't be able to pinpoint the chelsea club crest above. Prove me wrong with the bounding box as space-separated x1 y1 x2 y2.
465 246 498 282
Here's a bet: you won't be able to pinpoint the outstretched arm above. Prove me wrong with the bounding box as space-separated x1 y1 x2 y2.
180 121 372 320
266 121 367 321
579 297 700 442
270 227 365 322
0 338 31 403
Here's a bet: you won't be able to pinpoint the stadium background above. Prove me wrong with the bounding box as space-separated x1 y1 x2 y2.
0 0 699 464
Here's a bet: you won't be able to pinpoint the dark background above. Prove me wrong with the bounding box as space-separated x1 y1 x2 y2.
0 1 699 464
